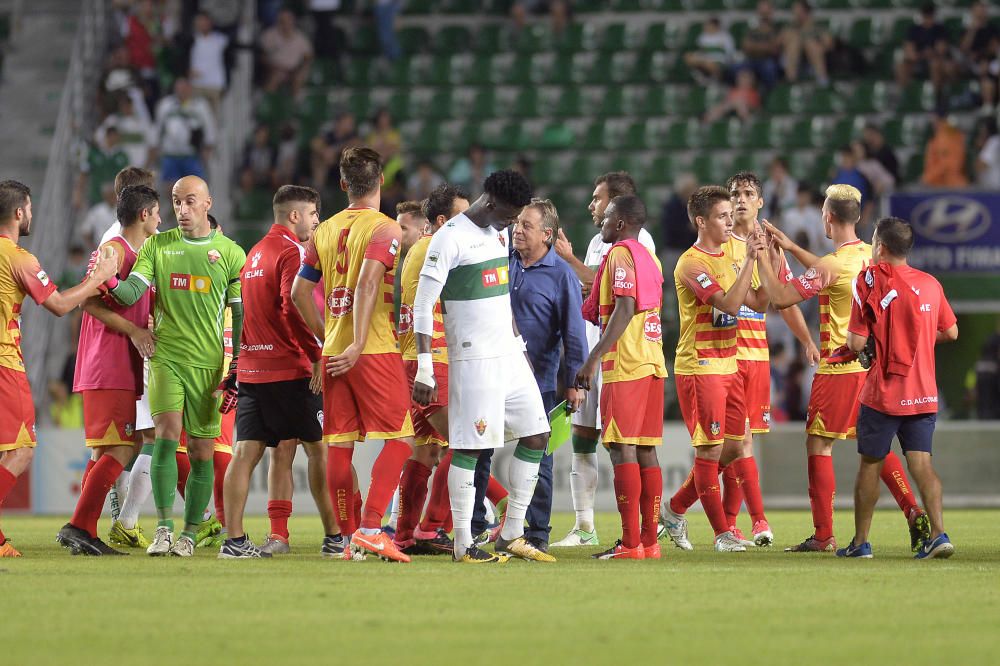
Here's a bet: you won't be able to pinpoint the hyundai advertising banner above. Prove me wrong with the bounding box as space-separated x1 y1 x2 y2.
889 191 1000 272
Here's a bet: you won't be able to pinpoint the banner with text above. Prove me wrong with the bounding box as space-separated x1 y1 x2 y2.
889 190 1000 272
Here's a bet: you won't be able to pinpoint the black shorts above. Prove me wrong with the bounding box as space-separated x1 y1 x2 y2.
857 404 936 460
236 378 323 447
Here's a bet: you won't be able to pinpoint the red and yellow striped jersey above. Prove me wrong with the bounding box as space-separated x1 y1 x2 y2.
598 245 667 383
0 236 57 373
791 239 871 375
725 233 793 362
397 234 447 363
303 207 401 357
674 245 739 376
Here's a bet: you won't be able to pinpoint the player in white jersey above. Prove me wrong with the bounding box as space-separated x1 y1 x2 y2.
412 170 553 564
551 172 655 547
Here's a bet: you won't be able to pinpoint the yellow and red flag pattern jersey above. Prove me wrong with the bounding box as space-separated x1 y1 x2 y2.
0 236 57 373
598 245 667 383
725 233 793 362
303 207 402 358
397 234 448 364
674 245 739 376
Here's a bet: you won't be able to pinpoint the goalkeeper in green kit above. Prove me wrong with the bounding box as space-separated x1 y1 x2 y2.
106 176 246 556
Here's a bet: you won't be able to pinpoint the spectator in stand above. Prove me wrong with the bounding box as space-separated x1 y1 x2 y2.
189 12 229 113
78 183 118 248
73 126 129 211
448 143 496 199
310 0 344 60
739 0 783 92
683 17 736 83
974 117 1000 189
374 0 402 61
780 0 833 85
922 110 969 188
310 111 360 191
862 123 900 183
97 93 153 169
702 68 762 123
511 0 570 37
896 3 959 100
365 108 403 184
407 159 444 201
260 9 314 96
762 156 798 222
832 145 875 226
152 76 217 184
852 140 896 197
659 172 698 265
961 1 1000 113
242 124 277 188
274 122 300 185
123 0 161 104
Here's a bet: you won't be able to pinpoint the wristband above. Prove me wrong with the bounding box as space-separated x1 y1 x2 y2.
104 275 120 291
415 352 435 388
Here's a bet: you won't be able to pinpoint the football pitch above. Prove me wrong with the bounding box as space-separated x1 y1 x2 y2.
2 510 997 665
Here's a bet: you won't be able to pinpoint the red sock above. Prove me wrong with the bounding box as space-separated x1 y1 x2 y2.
880 450 918 516
639 466 663 548
669 468 698 515
735 456 766 524
396 459 432 542
80 458 97 491
361 439 412 530
721 462 743 528
71 455 124 537
327 447 355 536
0 465 18 504
613 463 642 548
213 450 232 528
353 490 362 529
486 475 508 506
419 450 452 532
694 458 729 536
807 454 836 541
267 500 293 539
175 451 191 498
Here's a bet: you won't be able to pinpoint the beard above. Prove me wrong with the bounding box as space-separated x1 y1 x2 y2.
18 219 30 237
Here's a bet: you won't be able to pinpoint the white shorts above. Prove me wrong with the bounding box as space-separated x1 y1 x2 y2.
448 352 549 451
572 369 602 430
135 358 153 431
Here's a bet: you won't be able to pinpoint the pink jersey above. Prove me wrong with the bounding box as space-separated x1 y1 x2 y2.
74 236 152 393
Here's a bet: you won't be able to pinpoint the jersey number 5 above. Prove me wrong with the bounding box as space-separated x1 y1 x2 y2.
335 228 349 275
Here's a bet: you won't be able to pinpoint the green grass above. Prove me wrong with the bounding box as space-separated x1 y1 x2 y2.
2 510 997 664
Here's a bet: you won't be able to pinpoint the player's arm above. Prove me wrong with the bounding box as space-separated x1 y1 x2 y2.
82 296 156 358
326 257 383 377
936 284 959 343
554 229 596 292
292 242 325 340
575 295 634 391
762 220 822 270
755 241 814 309
937 324 958 343
412 273 445 406
779 305 820 365
560 269 588 412
41 246 119 316
707 249 757 316
279 249 323 364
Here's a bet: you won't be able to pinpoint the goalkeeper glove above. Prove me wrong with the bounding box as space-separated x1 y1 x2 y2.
217 358 238 414
827 345 858 365
858 336 875 370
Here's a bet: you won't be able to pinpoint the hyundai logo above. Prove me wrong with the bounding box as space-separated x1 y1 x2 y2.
910 196 991 243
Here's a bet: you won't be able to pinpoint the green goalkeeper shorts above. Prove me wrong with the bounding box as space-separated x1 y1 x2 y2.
149 358 223 439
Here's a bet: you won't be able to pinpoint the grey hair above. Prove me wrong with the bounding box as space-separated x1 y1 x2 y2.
526 197 559 246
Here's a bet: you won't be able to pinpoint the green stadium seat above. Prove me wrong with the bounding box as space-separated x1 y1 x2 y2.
382 58 417 87
311 57 345 86
513 88 541 117
899 82 935 113
765 85 793 114
673 86 707 117
433 26 472 54
405 0 434 13
903 151 924 183
881 118 904 147
398 26 429 55
554 23 588 52
346 94 371 122
730 21 749 47
601 24 628 52
410 122 443 154
470 88 498 119
552 87 584 116
349 26 379 55
234 187 273 222
703 121 731 149
386 91 411 121
732 118 774 150
649 119 695 150
539 122 577 149
642 24 669 51
596 87 625 117
580 121 613 150
475 24 505 54
510 24 551 55
256 92 294 129
824 117 857 149
778 118 815 149
479 121 527 151
723 0 758 10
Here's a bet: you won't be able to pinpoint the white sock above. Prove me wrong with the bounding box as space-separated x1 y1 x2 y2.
571 452 598 532
499 450 540 542
119 453 152 529
203 508 213 522
448 463 476 558
483 498 496 525
107 470 129 521
388 486 400 529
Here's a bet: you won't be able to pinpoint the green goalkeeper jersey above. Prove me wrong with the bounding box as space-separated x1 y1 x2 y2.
129 228 246 370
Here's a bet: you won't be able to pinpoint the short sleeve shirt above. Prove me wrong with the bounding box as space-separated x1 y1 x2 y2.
673 245 739 376
0 236 58 372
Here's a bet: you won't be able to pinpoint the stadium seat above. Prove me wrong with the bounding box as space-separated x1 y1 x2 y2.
539 121 577 149
732 118 774 150
433 26 472 54
847 16 874 49
899 82 935 113
475 24 505 53
647 154 677 185
349 26 379 55
398 26 429 55
765 85 793 114
703 120 731 149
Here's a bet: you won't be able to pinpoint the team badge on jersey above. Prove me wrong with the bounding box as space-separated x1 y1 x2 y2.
642 311 662 342
389 238 399 256
207 249 221 264
762 410 771 425
710 421 721 437
474 418 487 436
124 423 134 437
397 303 413 334
327 286 354 318
695 272 712 289
498 232 506 247
317 410 324 427
36 270 50 286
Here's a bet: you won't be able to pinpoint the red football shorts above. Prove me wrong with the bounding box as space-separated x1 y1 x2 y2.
600 375 664 446
676 373 742 446
83 389 137 448
728 359 772 435
403 359 449 447
807 372 866 440
323 353 414 444
0 366 36 451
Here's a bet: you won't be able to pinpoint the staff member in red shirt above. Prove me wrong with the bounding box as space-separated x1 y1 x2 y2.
837 216 958 559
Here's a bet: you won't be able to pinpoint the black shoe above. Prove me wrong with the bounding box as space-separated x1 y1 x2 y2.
56 523 101 556
321 534 347 558
416 528 454 555
525 536 549 553
89 536 128 556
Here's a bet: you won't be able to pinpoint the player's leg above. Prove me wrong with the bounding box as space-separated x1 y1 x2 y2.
840 405 896 557
265 440 296 549
720 365 749 534
524 439 555 552
596 441 643 560
0 446 32 557
301 441 338 547
470 450 493 539
219 438 268 558
146 359 185 554
558 366 602 547
897 413 952 558
637 445 662 560
115 423 154 547
394 440 437 550
322 358 362 543
213 408 237 532
348 354 416 562
0 370 37 557
494 354 553 562
878 448 927 549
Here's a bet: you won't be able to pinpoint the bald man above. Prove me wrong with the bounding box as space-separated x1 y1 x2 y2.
107 176 247 556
